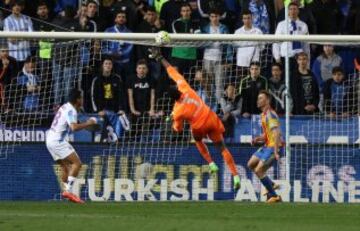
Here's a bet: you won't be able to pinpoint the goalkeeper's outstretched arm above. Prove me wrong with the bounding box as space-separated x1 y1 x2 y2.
149 47 190 91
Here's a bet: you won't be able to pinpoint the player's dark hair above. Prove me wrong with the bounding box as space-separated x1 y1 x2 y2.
24 56 36 64
180 2 192 10
250 61 260 67
136 59 148 67
288 2 299 8
332 66 344 75
295 51 308 59
37 1 48 9
116 10 127 16
145 6 156 13
11 0 25 8
167 84 182 101
259 90 272 101
69 89 82 104
102 55 113 64
271 62 283 70
209 8 222 16
86 0 99 7
241 9 252 17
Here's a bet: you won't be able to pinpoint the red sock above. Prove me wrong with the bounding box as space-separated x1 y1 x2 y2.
222 148 238 176
195 141 213 164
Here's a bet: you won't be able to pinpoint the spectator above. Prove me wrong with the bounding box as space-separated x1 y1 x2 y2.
268 63 293 115
103 10 134 81
127 59 156 140
273 2 310 67
277 0 316 34
188 0 201 25
136 6 163 79
312 44 343 91
197 0 226 19
239 61 268 117
3 0 33 67
0 45 18 109
84 0 104 31
110 0 145 31
219 84 241 140
323 67 351 117
91 57 127 141
310 0 343 35
201 9 232 104
171 3 199 77
241 0 276 34
193 68 217 111
33 1 54 31
160 0 185 32
234 10 263 79
17 56 41 111
291 52 319 115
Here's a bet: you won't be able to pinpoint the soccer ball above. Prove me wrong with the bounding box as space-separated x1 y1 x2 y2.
155 31 171 45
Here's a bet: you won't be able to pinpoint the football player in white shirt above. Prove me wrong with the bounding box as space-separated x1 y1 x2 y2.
46 89 96 203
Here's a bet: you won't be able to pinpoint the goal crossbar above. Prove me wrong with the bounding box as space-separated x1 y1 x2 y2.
1 32 360 43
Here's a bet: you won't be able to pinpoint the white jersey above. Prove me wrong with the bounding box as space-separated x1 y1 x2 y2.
47 103 78 142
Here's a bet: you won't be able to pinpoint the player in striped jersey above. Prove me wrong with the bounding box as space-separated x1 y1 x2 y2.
248 90 284 203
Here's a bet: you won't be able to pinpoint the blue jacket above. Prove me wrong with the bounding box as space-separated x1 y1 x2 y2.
103 25 134 64
201 23 233 62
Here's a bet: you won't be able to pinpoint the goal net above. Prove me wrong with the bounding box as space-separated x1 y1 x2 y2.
0 32 359 202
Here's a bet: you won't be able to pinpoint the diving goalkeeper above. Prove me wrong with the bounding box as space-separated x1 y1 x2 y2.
149 48 240 190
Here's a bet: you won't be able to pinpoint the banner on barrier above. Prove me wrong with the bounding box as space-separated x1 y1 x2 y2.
0 144 359 202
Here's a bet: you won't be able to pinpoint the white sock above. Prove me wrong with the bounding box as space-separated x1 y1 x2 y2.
67 176 76 193
63 182 70 192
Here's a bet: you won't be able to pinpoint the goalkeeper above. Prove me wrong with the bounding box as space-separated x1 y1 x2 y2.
149 47 240 190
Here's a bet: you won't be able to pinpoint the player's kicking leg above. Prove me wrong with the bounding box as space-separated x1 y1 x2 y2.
213 140 240 190
247 152 281 203
59 152 84 204
194 136 219 174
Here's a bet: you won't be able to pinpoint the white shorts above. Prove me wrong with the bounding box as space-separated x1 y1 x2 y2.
46 139 75 161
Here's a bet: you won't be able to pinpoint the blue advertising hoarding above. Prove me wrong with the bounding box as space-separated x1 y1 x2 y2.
0 144 359 202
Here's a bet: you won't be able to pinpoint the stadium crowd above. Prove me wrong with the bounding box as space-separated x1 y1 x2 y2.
0 0 359 137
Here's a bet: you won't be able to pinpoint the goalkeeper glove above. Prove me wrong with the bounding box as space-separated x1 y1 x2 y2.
148 47 163 62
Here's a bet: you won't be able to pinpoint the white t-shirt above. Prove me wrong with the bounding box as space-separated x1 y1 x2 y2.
203 26 222 61
234 26 263 67
47 103 78 142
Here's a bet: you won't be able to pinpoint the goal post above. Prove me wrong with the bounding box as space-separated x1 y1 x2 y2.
0 32 359 202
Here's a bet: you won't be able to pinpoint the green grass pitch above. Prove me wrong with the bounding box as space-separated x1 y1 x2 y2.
0 202 359 231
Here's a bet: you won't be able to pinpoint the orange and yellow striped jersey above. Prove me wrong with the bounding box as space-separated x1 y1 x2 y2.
261 109 283 147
